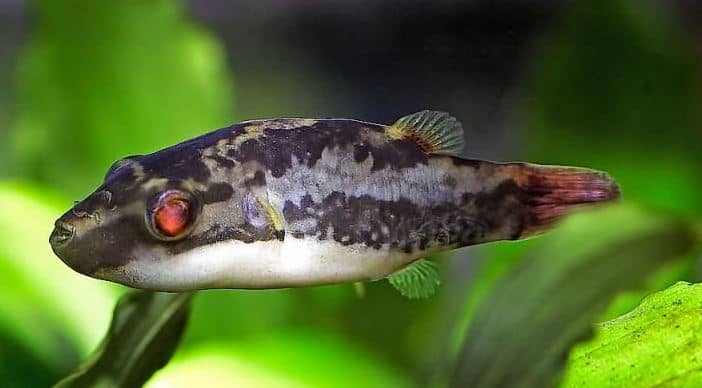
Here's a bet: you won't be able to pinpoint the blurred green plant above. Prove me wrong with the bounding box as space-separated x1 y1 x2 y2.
450 204 700 387
3 1 416 387
0 183 119 386
446 0 702 386
9 0 232 196
148 332 412 388
3 0 702 387
526 0 702 216
2 0 233 385
56 291 192 388
563 282 702 387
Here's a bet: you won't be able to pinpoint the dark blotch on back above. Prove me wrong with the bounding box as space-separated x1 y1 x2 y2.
233 120 364 177
232 120 430 177
372 140 428 171
139 127 237 183
202 182 234 204
452 157 483 169
244 170 266 187
353 139 429 171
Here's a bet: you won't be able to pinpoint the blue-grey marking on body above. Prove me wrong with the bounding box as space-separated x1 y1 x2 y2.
49 110 620 298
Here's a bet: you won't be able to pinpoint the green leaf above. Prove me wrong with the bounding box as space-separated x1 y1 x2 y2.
452 204 694 357
562 282 702 387
0 182 119 382
55 291 193 388
387 259 441 299
451 205 699 388
11 0 233 196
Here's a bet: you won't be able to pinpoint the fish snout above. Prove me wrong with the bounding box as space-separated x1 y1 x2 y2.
49 209 97 274
50 220 75 249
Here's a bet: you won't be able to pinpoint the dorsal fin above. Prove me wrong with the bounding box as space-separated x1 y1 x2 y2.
387 110 464 155
387 258 441 299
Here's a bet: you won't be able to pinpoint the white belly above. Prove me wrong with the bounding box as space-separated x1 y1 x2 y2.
107 237 412 291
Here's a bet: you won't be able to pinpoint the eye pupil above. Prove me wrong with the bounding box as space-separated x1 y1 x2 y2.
148 189 199 241
154 199 190 237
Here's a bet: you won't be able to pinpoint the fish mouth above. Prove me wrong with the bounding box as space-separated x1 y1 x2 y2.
49 221 75 248
49 218 100 276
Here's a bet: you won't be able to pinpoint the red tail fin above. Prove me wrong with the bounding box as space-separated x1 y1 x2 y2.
511 164 620 237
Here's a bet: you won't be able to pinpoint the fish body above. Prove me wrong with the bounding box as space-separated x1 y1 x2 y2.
50 111 619 292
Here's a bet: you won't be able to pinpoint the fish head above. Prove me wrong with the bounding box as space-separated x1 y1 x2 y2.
48 140 256 290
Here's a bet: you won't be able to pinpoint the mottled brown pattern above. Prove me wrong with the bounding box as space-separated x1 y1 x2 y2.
230 120 430 177
50 112 619 289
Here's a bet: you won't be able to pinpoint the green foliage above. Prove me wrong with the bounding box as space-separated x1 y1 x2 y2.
451 205 700 387
446 1 702 385
0 183 119 385
10 0 233 196
2 1 232 385
387 259 441 299
562 282 702 387
526 0 702 216
3 0 702 386
56 291 192 388
450 239 537 357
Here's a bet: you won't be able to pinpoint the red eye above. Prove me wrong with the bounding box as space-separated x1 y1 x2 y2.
148 190 198 240
154 198 190 237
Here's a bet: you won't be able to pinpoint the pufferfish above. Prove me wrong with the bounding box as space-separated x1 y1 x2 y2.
49 111 619 298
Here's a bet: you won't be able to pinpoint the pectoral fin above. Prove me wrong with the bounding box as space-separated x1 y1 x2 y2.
243 193 286 241
387 258 441 299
